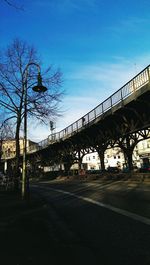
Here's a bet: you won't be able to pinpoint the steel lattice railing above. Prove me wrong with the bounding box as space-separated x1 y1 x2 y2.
3 65 150 158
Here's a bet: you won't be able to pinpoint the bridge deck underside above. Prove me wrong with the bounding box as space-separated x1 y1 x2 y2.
3 78 150 165
29 84 150 163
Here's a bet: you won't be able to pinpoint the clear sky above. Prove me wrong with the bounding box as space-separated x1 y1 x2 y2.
1 0 150 141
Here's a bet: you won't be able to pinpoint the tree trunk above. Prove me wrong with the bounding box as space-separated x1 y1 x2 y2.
14 116 21 191
0 139 2 167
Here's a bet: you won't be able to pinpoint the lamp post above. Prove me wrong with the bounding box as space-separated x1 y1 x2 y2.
22 63 47 199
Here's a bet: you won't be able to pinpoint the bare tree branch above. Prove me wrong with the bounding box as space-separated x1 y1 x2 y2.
0 38 64 179
3 0 24 10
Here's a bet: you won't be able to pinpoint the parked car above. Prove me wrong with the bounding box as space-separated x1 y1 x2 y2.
139 164 150 173
86 169 105 174
122 166 138 173
107 166 120 173
122 166 130 173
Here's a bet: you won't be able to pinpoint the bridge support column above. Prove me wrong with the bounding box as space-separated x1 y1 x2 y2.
97 149 105 171
118 134 137 171
78 158 82 171
61 153 75 176
77 150 84 171
123 149 134 171
76 148 91 174
64 162 72 176
95 145 108 172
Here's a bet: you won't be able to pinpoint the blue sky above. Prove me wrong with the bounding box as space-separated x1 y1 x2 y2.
1 0 150 141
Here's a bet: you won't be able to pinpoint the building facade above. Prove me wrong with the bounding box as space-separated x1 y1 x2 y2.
82 139 150 170
1 139 37 159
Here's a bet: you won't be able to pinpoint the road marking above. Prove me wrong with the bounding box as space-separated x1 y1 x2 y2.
43 186 150 226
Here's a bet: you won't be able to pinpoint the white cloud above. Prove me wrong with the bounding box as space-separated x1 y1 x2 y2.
56 55 150 128
28 122 49 143
57 95 97 125
108 16 150 34
34 0 98 11
69 55 150 89
27 95 98 142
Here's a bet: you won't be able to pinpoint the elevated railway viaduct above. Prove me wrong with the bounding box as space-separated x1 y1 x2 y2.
3 65 150 175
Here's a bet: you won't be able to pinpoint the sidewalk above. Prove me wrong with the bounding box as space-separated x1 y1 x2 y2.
0 189 60 265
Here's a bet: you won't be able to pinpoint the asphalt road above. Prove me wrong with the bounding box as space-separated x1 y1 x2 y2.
32 179 150 265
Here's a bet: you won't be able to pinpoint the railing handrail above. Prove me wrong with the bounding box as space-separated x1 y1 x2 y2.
27 64 150 151
61 64 150 130
3 64 150 158
44 64 150 139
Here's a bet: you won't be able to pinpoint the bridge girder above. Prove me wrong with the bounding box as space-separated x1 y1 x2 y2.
3 71 150 174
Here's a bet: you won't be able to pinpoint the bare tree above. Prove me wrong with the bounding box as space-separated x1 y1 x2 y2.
0 118 15 163
2 0 24 10
0 38 63 188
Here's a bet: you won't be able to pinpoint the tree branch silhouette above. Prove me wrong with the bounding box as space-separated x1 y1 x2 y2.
3 0 24 10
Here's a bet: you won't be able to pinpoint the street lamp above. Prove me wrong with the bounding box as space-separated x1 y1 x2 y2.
22 63 47 199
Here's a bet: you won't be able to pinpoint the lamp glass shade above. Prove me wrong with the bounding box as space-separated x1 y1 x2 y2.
32 72 47 92
32 85 47 92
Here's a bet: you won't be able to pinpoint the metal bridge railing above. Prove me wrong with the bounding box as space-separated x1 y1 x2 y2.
27 65 150 153
3 65 150 158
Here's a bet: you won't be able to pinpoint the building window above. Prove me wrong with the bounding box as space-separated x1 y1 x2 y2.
147 141 150 148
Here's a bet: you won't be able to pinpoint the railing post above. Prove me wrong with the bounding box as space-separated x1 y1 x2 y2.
133 79 136 93
121 88 123 101
147 66 150 83
120 88 124 106
76 121 78 132
110 96 113 108
102 103 104 114
88 113 89 124
94 109 96 119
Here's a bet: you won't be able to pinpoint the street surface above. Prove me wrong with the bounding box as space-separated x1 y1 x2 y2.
32 179 150 265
